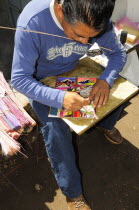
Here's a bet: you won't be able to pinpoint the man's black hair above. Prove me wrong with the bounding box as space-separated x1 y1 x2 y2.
57 0 116 31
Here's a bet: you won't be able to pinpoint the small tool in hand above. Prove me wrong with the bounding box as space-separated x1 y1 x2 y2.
87 49 103 57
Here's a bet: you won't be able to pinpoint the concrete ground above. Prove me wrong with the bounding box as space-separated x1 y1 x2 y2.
0 94 139 210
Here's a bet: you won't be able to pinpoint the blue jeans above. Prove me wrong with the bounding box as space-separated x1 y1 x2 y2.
29 99 123 198
97 105 124 130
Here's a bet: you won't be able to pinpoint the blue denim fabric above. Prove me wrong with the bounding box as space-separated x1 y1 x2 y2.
29 99 82 198
29 99 123 197
97 105 124 130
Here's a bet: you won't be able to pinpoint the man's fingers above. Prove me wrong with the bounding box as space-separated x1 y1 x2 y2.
89 93 96 102
83 98 90 105
89 79 110 107
63 92 90 111
97 93 105 108
93 92 109 108
93 94 100 108
103 93 109 105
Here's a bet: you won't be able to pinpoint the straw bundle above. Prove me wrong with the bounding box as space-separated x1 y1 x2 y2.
0 72 36 156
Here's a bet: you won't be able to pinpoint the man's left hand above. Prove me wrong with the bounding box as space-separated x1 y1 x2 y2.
89 79 110 108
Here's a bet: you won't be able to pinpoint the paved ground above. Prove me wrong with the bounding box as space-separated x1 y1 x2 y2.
0 94 139 210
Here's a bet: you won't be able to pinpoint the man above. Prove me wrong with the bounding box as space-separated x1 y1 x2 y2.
11 0 126 209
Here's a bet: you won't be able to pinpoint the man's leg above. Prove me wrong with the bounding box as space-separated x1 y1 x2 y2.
96 105 124 144
29 99 82 198
29 100 91 209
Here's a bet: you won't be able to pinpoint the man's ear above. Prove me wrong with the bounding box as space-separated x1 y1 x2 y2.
56 3 64 20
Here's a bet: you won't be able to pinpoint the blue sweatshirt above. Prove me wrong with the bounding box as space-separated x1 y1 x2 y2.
11 0 127 109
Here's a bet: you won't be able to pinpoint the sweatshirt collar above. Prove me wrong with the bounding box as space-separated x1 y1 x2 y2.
50 0 63 31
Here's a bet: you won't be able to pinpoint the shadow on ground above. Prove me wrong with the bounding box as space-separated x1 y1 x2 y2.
78 128 139 210
0 130 58 210
0 125 139 210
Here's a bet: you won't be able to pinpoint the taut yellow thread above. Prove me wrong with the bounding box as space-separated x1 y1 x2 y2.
0 26 113 52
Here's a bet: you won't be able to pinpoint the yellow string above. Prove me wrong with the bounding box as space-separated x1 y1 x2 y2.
0 26 113 52
2 110 9 114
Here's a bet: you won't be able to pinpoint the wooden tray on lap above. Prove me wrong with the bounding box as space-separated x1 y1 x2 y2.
41 58 139 135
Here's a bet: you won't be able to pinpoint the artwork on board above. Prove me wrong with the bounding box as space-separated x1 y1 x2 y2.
48 77 98 119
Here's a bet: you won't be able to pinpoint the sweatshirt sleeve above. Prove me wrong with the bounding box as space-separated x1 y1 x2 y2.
96 21 127 87
11 26 66 109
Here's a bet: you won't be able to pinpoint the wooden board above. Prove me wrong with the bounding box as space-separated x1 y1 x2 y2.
41 58 139 135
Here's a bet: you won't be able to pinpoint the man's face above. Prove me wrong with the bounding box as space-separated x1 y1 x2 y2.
61 19 100 44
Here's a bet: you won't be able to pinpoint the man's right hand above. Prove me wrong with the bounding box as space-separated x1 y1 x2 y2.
63 92 90 111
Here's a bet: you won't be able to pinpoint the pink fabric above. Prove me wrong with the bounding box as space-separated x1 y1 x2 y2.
115 16 139 30
115 16 139 44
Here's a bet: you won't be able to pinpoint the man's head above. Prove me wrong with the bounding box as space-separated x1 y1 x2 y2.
57 0 115 31
55 0 116 44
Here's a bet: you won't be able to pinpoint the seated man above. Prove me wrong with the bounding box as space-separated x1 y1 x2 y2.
11 0 126 209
